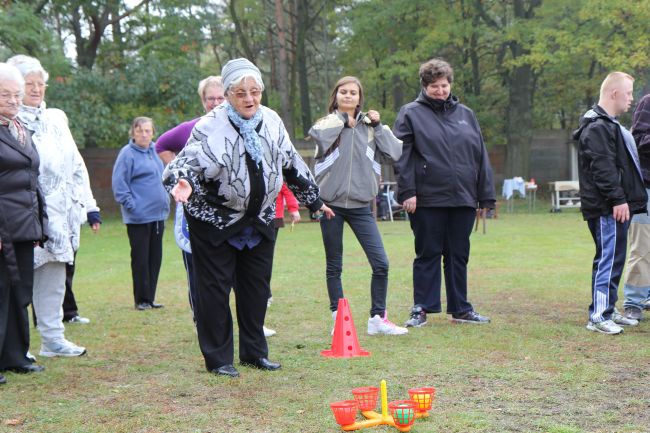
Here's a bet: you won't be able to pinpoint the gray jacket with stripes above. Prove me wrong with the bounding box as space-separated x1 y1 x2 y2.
309 111 402 208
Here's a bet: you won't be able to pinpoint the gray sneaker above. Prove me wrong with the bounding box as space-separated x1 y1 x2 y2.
586 319 624 335
404 305 427 327
612 308 639 326
451 310 490 324
40 339 87 357
624 306 644 321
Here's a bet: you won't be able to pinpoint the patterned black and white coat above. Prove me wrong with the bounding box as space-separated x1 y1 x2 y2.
162 104 323 241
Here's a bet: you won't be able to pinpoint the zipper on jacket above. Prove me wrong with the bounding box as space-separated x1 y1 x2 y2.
345 127 356 207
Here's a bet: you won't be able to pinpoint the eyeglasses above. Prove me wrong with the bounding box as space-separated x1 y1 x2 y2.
231 89 262 99
25 81 47 89
204 96 225 104
0 92 23 101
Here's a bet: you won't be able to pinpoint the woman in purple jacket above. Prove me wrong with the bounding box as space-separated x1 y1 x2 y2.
156 76 224 324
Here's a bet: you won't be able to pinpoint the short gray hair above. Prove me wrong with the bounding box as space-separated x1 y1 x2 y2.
0 62 25 94
197 75 223 99
7 54 49 82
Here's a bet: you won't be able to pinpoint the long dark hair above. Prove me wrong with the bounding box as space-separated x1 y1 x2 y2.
327 76 364 114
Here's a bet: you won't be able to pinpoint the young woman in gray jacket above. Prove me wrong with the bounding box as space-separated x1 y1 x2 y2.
309 76 407 336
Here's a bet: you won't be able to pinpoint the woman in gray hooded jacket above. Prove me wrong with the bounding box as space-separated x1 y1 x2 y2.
309 76 406 336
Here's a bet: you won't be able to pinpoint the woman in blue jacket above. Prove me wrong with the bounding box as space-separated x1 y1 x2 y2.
112 117 170 310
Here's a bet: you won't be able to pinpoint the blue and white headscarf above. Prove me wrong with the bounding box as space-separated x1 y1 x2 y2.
226 101 264 164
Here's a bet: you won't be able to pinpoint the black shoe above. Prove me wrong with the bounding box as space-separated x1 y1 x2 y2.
625 306 644 321
0 374 6 384
6 364 45 374
240 357 281 371
149 302 164 309
451 310 490 324
135 303 152 311
211 364 240 377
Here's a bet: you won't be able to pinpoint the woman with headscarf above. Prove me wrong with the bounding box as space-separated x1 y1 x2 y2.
0 62 48 383
8 55 99 358
163 58 333 378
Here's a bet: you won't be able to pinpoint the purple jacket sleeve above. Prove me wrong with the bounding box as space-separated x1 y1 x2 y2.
155 118 200 155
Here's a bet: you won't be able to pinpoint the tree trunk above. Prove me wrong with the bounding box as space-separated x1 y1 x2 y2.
295 0 311 137
273 0 294 138
391 75 404 113
505 61 534 177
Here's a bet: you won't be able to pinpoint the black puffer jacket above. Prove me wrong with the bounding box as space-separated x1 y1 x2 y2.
393 92 495 209
573 104 647 220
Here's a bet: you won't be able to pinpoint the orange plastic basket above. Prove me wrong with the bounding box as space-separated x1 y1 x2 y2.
330 400 358 426
388 400 417 427
408 386 436 412
351 386 379 411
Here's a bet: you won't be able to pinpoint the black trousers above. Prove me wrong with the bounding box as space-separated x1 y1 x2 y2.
188 217 272 371
409 207 475 314
0 242 34 370
126 221 164 305
181 250 197 321
62 251 79 321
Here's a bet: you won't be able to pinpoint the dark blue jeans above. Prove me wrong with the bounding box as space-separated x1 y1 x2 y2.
320 205 389 317
409 207 475 315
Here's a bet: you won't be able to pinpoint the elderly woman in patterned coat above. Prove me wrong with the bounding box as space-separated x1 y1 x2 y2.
163 58 333 378
8 55 98 358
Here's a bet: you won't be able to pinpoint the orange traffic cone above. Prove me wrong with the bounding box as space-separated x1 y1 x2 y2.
321 298 370 358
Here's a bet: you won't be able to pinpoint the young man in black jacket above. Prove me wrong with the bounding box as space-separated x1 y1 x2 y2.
574 71 647 335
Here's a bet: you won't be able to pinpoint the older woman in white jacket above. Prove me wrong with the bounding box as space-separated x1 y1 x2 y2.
8 55 99 358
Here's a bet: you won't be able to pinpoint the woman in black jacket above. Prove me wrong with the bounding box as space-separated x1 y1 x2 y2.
393 58 495 328
0 63 47 384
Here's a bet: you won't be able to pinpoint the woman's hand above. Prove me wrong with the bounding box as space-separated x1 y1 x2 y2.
403 196 417 213
289 210 301 223
171 179 193 203
366 110 380 126
319 204 335 220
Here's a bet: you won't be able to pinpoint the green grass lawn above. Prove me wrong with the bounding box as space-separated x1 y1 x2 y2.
1 205 649 433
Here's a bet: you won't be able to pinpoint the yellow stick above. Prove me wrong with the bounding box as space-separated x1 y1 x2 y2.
381 380 388 418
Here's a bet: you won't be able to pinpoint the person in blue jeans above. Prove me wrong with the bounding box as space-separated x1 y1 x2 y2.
310 76 407 336
574 72 646 334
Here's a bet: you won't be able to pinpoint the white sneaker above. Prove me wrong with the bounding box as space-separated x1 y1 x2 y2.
263 326 276 337
65 315 90 324
612 308 639 326
586 320 623 335
331 310 337 336
26 351 36 362
39 339 87 357
267 297 273 308
368 313 408 335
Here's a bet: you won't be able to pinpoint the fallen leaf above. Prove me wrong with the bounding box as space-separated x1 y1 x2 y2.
4 418 24 426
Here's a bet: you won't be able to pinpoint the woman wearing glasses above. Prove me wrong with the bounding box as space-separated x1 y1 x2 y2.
155 76 225 324
163 58 333 378
8 55 99 358
0 62 48 383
